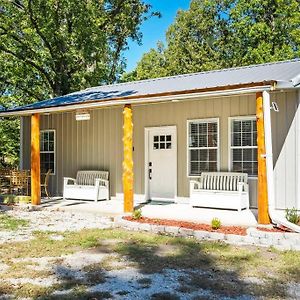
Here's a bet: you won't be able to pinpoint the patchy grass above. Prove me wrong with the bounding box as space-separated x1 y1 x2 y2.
14 283 55 299
39 290 113 300
0 261 52 281
0 228 299 299
0 213 29 230
0 228 299 279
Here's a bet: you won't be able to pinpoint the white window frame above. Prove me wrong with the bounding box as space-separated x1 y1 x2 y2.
40 129 56 175
228 116 257 178
187 118 220 177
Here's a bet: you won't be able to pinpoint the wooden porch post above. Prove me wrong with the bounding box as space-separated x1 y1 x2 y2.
256 92 271 224
31 113 41 205
123 104 134 213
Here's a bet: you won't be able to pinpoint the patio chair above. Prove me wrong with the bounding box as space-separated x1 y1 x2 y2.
9 170 29 195
41 169 51 198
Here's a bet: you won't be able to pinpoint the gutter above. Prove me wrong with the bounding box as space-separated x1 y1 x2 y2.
263 91 300 232
0 84 272 117
292 74 300 87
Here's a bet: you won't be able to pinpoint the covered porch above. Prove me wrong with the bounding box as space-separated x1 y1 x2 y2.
16 89 272 226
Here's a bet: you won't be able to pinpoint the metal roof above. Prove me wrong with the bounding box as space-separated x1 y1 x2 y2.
1 59 300 114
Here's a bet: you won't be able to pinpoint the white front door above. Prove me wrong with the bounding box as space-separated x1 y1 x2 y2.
146 126 177 201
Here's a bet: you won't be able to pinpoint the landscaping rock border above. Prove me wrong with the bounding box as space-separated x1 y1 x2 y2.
114 217 300 251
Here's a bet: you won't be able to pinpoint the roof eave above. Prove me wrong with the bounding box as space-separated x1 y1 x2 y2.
0 81 275 117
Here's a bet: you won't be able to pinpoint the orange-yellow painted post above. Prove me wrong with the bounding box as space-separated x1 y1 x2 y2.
122 104 134 213
31 113 41 205
256 92 271 224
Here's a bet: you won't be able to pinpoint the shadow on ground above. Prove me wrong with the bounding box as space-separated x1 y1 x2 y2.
22 235 290 300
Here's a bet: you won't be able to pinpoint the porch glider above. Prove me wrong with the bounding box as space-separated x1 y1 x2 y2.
63 171 109 202
190 172 249 211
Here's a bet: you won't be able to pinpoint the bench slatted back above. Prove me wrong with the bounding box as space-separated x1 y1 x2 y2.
199 172 248 191
76 171 108 186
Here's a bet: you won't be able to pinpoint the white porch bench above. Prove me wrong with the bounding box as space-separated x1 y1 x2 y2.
63 170 109 201
190 172 249 211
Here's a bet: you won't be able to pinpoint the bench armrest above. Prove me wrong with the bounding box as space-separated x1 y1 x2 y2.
190 179 201 191
95 178 109 187
238 181 248 193
64 177 76 186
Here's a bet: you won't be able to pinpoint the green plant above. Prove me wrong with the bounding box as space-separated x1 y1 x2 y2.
211 218 221 230
1 195 31 205
0 214 29 231
285 208 300 224
132 209 142 220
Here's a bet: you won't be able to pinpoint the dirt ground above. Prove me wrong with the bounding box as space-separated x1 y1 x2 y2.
0 209 299 300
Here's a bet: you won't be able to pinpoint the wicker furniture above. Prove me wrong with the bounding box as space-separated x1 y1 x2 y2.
9 170 30 195
190 172 249 211
63 170 109 201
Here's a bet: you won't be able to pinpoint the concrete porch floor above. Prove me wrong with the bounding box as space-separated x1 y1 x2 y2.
40 198 258 227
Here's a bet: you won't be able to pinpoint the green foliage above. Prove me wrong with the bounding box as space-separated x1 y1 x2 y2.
211 218 221 230
123 0 300 81
0 0 154 167
285 208 300 224
1 195 31 205
0 117 20 168
132 209 142 220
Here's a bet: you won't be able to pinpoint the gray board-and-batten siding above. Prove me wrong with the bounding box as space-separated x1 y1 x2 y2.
21 90 300 210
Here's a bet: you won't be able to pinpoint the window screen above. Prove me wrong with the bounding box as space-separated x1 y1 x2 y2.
231 118 257 176
40 130 55 174
188 120 218 175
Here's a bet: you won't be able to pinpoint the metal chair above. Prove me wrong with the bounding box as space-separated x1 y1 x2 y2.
41 169 51 198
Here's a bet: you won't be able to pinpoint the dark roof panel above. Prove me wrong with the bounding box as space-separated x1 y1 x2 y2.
3 59 300 113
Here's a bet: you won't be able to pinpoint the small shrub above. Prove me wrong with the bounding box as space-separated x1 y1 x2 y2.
1 195 31 204
285 207 300 224
211 218 221 230
132 209 142 220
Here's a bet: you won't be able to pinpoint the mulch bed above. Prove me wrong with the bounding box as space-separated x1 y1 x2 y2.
256 226 291 233
123 216 247 236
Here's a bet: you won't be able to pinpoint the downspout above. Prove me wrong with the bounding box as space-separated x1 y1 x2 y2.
263 91 300 232
297 90 300 211
19 116 24 170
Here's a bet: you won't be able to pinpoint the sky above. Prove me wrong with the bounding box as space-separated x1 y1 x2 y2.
124 0 191 71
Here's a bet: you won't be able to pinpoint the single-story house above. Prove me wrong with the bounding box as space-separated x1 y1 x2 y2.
0 59 300 226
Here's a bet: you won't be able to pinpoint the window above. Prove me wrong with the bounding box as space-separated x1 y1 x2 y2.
230 117 257 176
188 119 219 176
40 130 55 174
153 135 172 150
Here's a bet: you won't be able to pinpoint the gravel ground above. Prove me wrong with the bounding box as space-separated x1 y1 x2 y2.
0 206 299 300
0 206 114 244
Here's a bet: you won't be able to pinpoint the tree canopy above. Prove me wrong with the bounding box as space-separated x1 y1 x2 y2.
124 0 300 81
0 0 154 167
